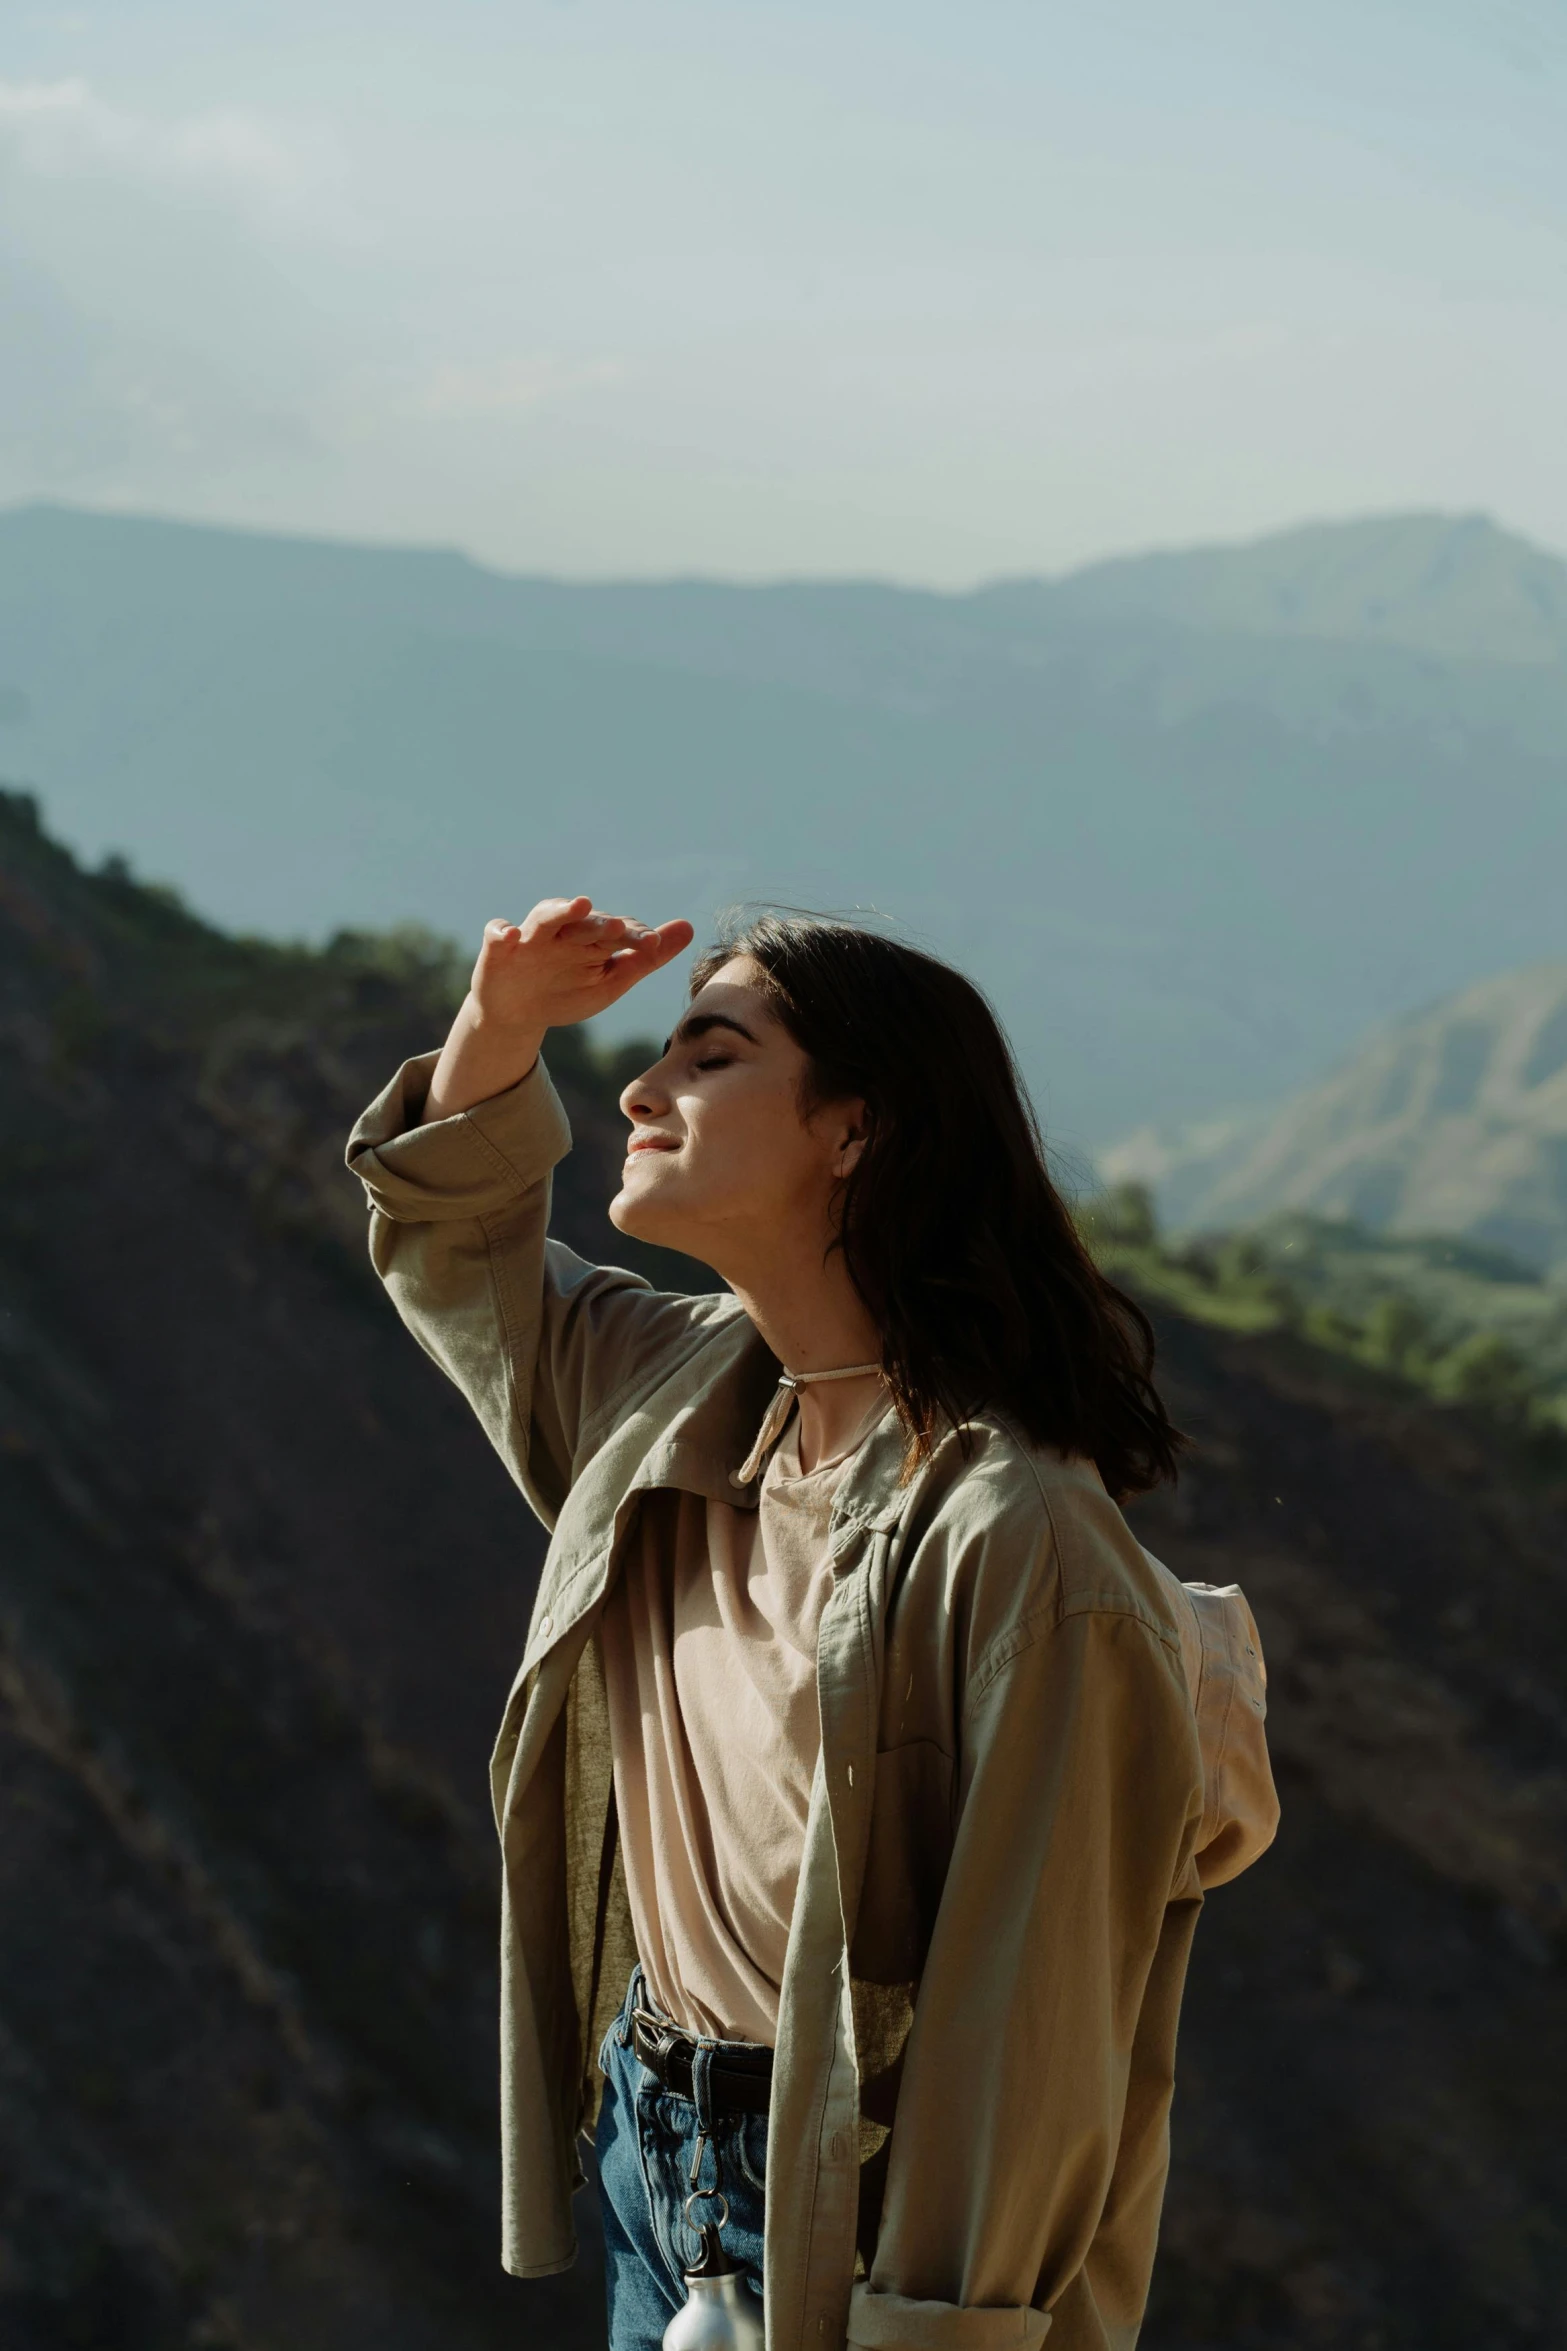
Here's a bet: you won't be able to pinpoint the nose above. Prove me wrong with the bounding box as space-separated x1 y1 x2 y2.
619 1058 670 1122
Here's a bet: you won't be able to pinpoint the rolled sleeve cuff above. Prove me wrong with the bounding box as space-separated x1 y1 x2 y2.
848 2289 1051 2349
346 1052 573 1222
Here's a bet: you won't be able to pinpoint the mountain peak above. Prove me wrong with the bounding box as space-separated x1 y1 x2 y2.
1039 510 1567 667
1110 961 1567 1272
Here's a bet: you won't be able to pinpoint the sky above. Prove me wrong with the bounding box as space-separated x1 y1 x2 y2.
2 0 1565 583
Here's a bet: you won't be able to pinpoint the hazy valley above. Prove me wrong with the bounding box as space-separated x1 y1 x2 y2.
4 502 1567 1148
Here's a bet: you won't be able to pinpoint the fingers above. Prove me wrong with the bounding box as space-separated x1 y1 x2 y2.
482 901 692 989
517 895 592 943
603 918 692 970
599 917 695 1000
571 913 635 952
507 900 641 951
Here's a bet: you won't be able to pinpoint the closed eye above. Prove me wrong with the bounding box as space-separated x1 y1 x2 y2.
694 1054 734 1072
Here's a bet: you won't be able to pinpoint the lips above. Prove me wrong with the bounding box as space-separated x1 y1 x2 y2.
626 1136 680 1157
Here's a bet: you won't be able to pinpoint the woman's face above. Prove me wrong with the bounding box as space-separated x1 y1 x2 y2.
610 956 866 1270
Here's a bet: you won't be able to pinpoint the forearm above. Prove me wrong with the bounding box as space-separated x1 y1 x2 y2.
423 992 545 1122
348 1051 721 1521
348 1051 572 1513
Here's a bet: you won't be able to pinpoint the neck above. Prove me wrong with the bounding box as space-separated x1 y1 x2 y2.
720 1239 884 1476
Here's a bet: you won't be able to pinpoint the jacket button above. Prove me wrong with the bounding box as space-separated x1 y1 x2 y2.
540 1613 553 1636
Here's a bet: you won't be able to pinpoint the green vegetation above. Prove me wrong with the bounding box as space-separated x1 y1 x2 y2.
3 785 464 1040
1083 1185 1567 1445
0 784 643 1094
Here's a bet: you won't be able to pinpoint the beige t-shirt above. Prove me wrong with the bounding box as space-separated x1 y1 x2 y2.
599 1398 884 2045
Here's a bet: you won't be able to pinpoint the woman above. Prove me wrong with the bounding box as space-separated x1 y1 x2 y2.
348 896 1277 2351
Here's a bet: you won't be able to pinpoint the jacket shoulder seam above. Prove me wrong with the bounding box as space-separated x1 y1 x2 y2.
966 1594 1180 1712
961 1449 1064 1703
964 1459 1182 1705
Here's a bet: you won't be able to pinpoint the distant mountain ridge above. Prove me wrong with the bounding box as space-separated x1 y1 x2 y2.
1029 511 1567 668
1107 963 1567 1275
3 501 1566 1147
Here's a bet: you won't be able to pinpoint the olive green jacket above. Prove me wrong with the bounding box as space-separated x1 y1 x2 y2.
347 1055 1278 2351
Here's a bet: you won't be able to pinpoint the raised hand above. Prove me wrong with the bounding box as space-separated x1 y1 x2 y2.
423 895 694 1121
471 896 693 1033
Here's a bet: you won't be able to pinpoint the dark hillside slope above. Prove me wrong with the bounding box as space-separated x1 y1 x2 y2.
0 791 652 2348
1 796 1564 2347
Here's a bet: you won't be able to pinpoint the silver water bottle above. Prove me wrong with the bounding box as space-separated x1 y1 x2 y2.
662 2206 765 2351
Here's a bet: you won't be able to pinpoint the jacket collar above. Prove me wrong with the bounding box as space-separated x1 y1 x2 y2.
672 1324 916 1542
635 1314 783 1509
521 1320 996 1687
640 1318 971 1547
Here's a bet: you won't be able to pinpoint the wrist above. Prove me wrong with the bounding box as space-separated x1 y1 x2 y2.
423 997 544 1122
464 989 547 1045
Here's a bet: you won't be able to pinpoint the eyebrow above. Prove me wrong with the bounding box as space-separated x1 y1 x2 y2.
663 1011 761 1054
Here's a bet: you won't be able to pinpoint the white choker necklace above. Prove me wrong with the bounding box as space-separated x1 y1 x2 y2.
732 1361 885 1487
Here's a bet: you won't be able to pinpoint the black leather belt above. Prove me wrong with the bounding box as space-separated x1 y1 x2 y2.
629 2004 773 2116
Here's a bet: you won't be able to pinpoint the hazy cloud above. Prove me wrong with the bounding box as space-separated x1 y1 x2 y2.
0 77 336 501
0 270 322 493
1 7 1564 576
0 77 319 212
415 357 624 420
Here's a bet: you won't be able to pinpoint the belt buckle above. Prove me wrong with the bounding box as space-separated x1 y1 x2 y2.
631 2005 685 2077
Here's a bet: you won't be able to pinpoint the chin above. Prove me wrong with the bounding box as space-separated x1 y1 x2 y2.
609 1184 664 1242
610 1181 699 1257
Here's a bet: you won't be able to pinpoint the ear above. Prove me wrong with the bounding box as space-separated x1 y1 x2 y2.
833 1102 871 1180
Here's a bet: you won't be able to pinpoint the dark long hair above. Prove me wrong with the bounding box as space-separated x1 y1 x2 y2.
691 915 1185 1500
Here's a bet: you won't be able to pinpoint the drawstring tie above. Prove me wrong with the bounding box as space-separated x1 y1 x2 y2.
731 1362 884 1488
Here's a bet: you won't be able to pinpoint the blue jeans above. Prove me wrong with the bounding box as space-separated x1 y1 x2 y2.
596 1970 769 2351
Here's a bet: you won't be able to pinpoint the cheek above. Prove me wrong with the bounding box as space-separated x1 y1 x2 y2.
685 1093 821 1208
